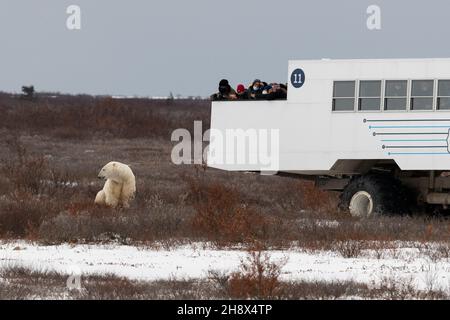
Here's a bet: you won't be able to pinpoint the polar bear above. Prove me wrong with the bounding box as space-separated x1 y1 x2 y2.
94 161 136 208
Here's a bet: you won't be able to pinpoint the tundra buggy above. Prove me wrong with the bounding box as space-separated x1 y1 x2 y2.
207 58 450 217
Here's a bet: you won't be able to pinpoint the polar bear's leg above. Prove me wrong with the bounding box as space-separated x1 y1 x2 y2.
119 191 130 208
95 180 119 207
95 190 106 205
119 181 136 208
105 194 119 208
120 193 133 208
104 180 121 208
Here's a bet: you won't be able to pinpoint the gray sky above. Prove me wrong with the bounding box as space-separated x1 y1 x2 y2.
0 0 448 97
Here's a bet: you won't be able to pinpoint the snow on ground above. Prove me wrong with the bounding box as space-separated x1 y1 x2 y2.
0 242 449 292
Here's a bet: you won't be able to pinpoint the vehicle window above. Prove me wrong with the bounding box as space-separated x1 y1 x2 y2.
411 80 434 110
385 80 407 111
332 81 355 111
359 80 381 111
438 80 450 110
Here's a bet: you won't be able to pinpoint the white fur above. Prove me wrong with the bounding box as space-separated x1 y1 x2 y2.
95 161 136 208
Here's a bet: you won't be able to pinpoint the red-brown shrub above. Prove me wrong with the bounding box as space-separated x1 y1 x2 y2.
184 170 272 244
226 244 287 299
1 138 51 194
298 181 338 213
0 191 59 239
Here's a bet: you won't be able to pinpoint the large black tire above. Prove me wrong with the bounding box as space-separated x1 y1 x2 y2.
339 174 412 217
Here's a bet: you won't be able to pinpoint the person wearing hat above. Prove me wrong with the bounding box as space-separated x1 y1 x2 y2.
249 79 269 99
210 79 237 101
236 84 249 100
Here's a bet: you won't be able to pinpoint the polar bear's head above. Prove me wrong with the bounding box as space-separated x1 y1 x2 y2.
98 161 122 181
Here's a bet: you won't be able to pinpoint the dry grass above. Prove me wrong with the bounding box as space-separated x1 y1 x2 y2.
0 93 449 250
0 135 449 249
1 265 447 300
0 93 210 140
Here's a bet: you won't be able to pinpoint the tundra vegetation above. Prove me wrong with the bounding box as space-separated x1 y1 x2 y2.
0 92 449 299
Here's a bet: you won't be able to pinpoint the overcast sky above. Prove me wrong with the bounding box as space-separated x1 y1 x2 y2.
0 0 449 97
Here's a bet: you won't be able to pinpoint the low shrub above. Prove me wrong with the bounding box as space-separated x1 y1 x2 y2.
209 244 287 299
184 170 272 245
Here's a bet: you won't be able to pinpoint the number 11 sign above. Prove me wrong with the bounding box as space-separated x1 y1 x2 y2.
291 69 305 89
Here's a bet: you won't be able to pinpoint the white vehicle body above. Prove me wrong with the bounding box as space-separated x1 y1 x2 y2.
208 58 450 174
207 58 450 213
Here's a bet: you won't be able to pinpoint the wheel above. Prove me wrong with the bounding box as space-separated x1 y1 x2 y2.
349 191 374 217
339 174 411 217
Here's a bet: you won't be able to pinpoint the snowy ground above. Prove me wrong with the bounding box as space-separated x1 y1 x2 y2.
0 241 449 293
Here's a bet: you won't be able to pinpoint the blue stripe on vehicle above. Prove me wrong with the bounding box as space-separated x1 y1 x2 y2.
388 152 450 155
373 132 448 136
384 146 447 149
367 119 450 122
370 125 450 129
381 139 448 142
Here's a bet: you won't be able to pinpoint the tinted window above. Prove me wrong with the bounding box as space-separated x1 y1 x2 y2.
333 98 355 111
358 81 381 111
386 80 407 97
439 80 450 96
411 97 433 110
411 80 434 97
438 80 450 110
333 81 355 97
359 81 381 97
333 81 355 111
359 98 381 111
384 81 407 111
385 98 407 111
411 80 434 110
438 97 450 110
